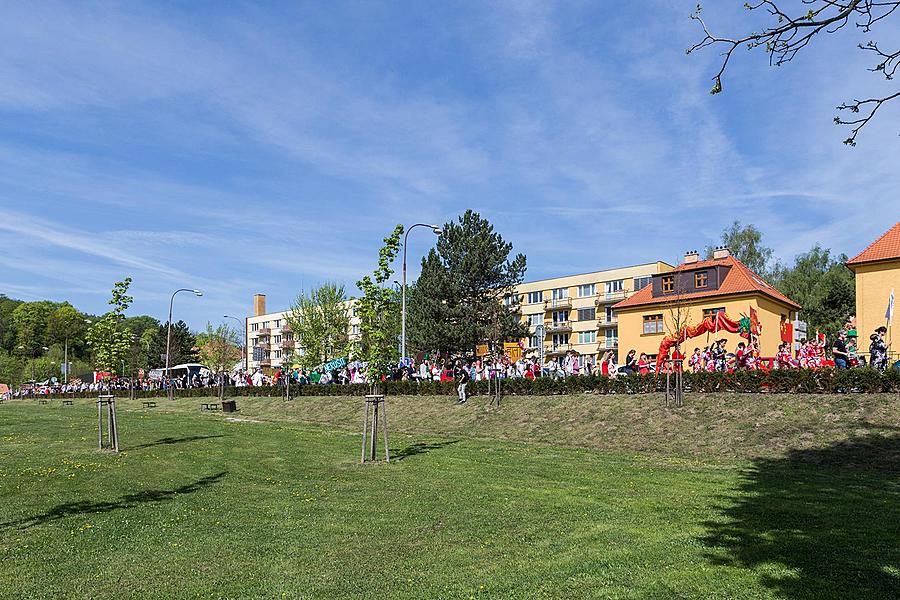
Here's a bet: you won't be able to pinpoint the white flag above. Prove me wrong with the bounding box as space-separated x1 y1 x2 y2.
887 288 895 323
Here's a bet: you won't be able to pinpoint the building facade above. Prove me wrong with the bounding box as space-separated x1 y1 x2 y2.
244 294 361 372
512 262 673 364
847 221 900 344
613 249 801 360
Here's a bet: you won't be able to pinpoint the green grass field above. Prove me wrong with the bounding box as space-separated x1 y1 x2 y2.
1 394 898 599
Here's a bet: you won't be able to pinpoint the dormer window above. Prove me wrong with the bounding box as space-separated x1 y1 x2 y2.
661 276 674 293
695 271 708 289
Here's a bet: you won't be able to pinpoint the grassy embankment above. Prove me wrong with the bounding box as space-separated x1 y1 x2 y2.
0 393 897 599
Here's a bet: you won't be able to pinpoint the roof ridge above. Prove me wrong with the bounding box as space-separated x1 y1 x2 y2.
847 221 900 265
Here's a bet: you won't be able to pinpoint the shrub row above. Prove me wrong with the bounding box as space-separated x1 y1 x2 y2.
34 367 900 401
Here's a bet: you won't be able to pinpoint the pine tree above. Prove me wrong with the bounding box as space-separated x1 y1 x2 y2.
408 210 527 355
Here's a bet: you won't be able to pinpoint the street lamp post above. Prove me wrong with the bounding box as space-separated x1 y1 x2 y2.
401 223 442 363
165 289 202 400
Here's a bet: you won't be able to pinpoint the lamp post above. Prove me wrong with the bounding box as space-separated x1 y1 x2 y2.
64 318 92 385
165 289 202 400
401 223 442 363
223 315 245 372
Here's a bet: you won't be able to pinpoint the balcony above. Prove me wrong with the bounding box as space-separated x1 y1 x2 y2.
256 358 271 367
254 341 271 350
546 343 573 356
597 339 619 351
281 340 295 349
546 320 573 333
281 324 292 333
594 291 628 305
543 297 572 311
597 316 618 327
257 327 271 335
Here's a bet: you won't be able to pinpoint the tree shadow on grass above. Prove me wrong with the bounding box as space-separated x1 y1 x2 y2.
129 434 227 451
702 434 900 599
0 471 227 532
391 440 460 461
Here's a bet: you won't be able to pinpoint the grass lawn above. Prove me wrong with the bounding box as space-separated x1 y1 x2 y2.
1 396 898 599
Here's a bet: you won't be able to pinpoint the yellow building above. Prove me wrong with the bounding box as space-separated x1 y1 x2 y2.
512 261 673 364
244 293 361 371
613 248 801 361
847 221 900 344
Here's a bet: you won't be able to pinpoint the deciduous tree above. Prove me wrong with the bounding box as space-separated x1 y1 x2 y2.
771 245 855 336
688 1 900 145
356 225 404 380
85 278 134 376
705 220 775 277
285 283 350 370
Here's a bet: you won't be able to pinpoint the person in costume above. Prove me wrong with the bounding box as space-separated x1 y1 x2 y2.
689 348 702 373
870 326 890 372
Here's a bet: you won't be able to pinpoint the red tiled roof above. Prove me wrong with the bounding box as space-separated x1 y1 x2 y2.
613 255 801 310
847 222 900 266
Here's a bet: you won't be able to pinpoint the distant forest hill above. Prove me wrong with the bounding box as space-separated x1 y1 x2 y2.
0 293 199 385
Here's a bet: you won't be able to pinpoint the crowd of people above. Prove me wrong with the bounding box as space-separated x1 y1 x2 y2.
3 324 893 402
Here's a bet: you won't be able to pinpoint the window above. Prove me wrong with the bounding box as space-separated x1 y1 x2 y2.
527 291 543 304
351 325 361 335
274 335 282 343
643 314 664 334
552 287 568 300
577 331 597 344
262 321 270 329
605 280 624 294
528 335 542 348
551 333 568 346
251 323 259 332
274 319 281 328
605 306 614 321
702 307 725 320
504 294 518 306
274 349 282 359
352 307 359 317
552 310 569 323
284 332 293 341
661 276 674 293
577 307 596 321
694 271 708 288
633 276 651 291
527 314 543 327
606 329 618 345
577 283 596 297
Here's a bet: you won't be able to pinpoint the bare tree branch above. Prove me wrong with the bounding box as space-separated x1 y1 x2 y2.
687 1 900 145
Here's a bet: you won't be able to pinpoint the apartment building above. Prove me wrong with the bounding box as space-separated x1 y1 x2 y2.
245 293 362 371
512 261 673 364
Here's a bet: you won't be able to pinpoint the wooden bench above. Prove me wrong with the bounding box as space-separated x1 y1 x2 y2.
62 400 74 406
200 403 220 411
141 401 157 409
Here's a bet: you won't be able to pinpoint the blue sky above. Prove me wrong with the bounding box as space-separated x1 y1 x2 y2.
1 0 898 328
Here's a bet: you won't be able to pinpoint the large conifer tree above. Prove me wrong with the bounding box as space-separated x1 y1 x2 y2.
408 210 527 355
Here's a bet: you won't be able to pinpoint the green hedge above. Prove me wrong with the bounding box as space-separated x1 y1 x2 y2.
34 368 900 400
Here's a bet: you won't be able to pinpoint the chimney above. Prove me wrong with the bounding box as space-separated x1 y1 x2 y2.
253 293 267 317
712 246 731 260
684 250 700 264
